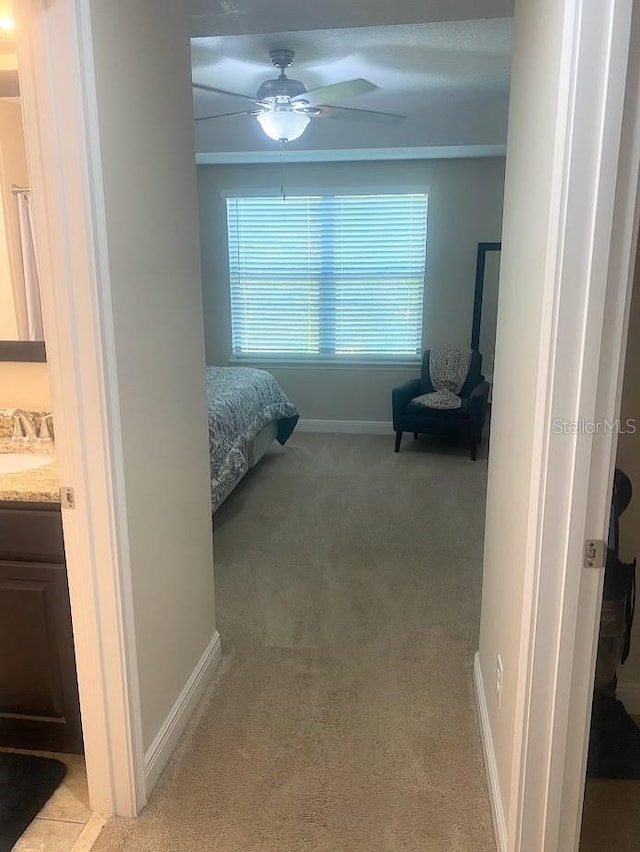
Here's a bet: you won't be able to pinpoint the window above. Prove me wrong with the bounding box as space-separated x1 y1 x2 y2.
226 193 428 361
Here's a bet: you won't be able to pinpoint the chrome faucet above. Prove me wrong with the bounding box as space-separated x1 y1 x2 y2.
38 413 54 442
1 408 38 439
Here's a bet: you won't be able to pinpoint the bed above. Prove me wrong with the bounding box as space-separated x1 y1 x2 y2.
206 366 299 511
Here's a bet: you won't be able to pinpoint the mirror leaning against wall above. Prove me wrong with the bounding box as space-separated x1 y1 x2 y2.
0 34 45 363
471 241 501 385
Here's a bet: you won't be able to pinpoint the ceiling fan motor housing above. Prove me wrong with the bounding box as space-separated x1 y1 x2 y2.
256 76 307 102
269 48 295 70
256 48 307 103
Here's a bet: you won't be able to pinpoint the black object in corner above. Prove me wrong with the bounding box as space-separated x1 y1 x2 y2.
0 752 66 851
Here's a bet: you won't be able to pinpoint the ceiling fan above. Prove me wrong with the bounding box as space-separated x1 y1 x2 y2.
193 48 405 143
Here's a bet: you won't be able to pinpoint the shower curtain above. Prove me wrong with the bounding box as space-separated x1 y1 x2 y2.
16 190 43 341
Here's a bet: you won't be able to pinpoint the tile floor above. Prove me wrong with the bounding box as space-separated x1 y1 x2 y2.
2 749 103 851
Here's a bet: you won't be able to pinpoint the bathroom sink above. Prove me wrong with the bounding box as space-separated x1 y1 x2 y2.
0 454 53 474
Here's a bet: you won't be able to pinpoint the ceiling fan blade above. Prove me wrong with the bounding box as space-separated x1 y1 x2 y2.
194 110 257 122
291 78 377 107
192 82 257 103
317 105 405 125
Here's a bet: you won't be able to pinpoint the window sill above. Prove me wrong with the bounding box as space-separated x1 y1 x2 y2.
227 357 421 371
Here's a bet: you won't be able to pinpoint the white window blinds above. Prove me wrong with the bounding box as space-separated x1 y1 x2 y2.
226 193 428 360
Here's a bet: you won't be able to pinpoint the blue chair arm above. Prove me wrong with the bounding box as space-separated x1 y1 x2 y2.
392 378 422 428
469 381 490 435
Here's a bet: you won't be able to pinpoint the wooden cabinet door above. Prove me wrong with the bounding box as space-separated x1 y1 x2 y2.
0 560 83 753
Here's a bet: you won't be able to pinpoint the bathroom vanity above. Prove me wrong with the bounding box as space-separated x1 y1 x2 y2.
0 445 83 754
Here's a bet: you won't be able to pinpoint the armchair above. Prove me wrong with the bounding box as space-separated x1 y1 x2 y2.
392 349 490 460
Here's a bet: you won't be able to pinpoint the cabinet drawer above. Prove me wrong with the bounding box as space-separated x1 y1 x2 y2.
0 507 64 562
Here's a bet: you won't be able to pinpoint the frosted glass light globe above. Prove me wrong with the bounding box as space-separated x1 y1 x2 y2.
256 110 311 142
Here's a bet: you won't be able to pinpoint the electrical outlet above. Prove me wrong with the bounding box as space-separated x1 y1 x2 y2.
496 653 504 710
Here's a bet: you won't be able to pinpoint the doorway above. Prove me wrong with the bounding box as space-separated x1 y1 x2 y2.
13 1 640 850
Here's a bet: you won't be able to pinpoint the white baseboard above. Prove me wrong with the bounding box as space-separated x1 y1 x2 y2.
144 631 222 795
297 419 393 435
616 681 640 715
473 652 507 852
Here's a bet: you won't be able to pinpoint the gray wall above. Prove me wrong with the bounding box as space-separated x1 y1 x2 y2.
89 0 216 751
198 158 506 422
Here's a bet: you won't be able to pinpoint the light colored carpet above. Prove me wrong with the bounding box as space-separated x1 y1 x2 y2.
94 432 495 851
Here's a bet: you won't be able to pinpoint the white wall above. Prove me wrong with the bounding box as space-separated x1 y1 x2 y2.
0 192 17 339
477 0 568 829
198 158 505 421
0 361 51 408
0 99 52 413
88 0 216 750
0 100 29 338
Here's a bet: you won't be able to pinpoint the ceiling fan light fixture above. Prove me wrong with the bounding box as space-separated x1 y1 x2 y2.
256 109 310 142
0 15 15 36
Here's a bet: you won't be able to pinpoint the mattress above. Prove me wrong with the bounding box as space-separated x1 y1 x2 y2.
206 366 299 511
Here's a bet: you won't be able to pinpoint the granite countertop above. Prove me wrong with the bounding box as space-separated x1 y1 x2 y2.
0 438 60 504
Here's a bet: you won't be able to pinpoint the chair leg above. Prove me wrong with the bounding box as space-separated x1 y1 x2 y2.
395 431 403 453
413 432 419 440
470 436 477 461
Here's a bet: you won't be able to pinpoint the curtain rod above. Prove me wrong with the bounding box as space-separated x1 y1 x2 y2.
11 185 30 196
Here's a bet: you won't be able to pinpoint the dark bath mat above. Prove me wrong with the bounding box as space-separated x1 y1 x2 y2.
0 751 66 851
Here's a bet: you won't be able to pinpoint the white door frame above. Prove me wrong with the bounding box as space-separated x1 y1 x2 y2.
556 6 640 849
14 0 145 816
507 1 640 850
13 0 640 837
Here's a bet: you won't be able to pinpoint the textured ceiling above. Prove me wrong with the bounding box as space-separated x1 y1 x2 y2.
192 18 513 158
189 0 515 37
192 20 512 94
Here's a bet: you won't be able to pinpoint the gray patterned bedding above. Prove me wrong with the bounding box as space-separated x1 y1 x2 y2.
206 366 299 511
